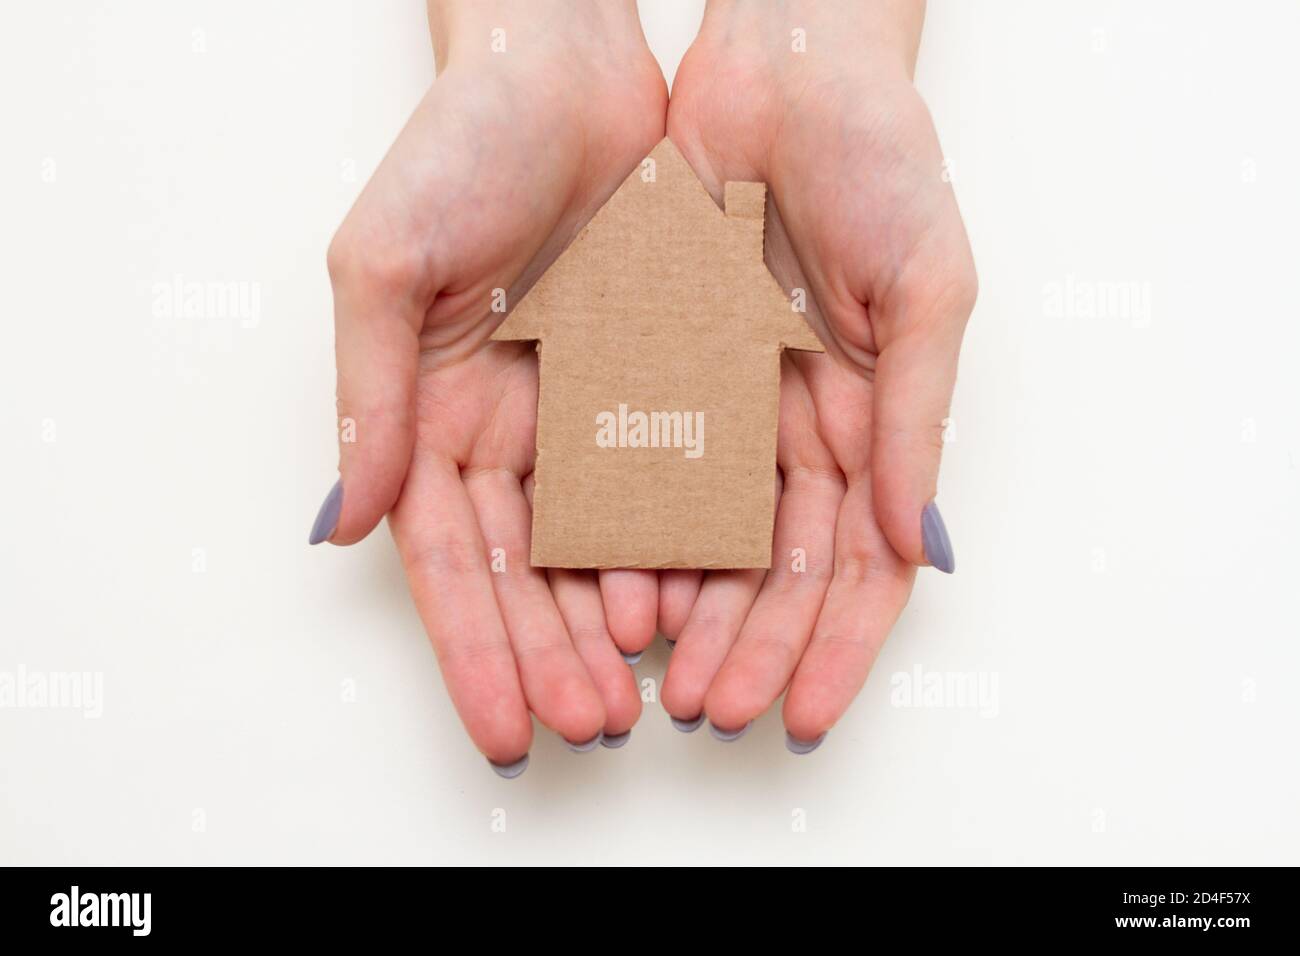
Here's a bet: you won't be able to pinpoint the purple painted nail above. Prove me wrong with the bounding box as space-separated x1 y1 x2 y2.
708 721 751 742
488 753 529 779
308 479 343 545
921 500 955 573
565 733 602 753
620 649 643 665
671 713 705 733
785 731 826 755
600 730 631 749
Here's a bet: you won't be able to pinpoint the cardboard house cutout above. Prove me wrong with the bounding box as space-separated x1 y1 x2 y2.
493 138 823 569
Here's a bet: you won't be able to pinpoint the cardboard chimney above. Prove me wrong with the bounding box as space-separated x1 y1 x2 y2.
493 138 823 569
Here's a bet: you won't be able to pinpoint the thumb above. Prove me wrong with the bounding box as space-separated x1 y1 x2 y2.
309 245 422 546
870 281 974 573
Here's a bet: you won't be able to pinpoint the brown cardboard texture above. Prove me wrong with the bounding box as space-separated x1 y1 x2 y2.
493 138 823 569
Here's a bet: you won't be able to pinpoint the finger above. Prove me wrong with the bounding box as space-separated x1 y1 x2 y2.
598 569 659 661
703 466 842 733
549 569 642 741
388 454 532 771
870 268 976 572
312 232 424 546
783 476 915 749
657 570 703 644
659 569 764 731
521 477 640 738
464 467 607 748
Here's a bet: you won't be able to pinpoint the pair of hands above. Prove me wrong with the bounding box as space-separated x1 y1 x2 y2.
309 0 976 776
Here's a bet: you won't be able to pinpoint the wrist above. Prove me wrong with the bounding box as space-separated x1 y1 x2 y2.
429 0 649 74
698 0 923 81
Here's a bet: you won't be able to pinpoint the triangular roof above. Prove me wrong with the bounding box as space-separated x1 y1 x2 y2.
493 138 822 353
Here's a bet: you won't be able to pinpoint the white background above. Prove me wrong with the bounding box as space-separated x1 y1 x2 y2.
2 1 1297 865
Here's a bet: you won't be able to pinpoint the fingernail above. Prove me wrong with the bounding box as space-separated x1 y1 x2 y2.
308 479 344 545
785 731 826 755
708 720 751 742
665 638 676 650
565 733 603 753
671 713 705 733
600 730 631 749
921 500 955 573
620 649 643 665
488 753 529 779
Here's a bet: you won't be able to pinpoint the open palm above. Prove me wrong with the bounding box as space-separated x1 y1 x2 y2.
659 14 976 747
318 13 667 773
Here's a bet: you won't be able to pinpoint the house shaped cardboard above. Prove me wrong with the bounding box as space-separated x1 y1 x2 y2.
493 138 823 569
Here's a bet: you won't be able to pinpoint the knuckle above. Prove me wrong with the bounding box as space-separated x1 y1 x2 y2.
325 228 368 286
920 421 948 457
895 251 979 332
327 222 425 297
745 633 799 670
768 558 831 595
406 537 484 577
565 623 611 647
951 263 979 322
437 633 512 667
324 232 350 283
511 638 572 665
834 540 908 589
680 610 732 641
